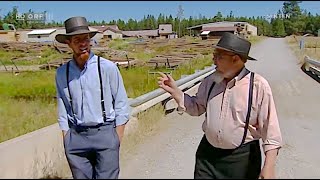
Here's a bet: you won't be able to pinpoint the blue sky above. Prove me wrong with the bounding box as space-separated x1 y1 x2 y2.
0 1 319 23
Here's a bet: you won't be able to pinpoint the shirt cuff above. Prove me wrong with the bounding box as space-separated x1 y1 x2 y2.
176 93 186 114
58 121 70 132
263 143 282 153
115 115 129 126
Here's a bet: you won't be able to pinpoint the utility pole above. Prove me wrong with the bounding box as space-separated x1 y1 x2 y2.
177 4 184 38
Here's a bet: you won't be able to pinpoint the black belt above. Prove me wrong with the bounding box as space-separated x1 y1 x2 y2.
70 120 116 132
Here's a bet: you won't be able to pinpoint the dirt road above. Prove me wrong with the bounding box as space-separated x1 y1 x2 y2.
119 38 320 179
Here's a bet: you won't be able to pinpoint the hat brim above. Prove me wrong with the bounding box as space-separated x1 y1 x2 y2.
213 45 257 61
55 30 98 44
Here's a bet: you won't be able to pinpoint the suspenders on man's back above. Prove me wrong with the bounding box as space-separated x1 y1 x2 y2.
206 72 255 148
66 56 111 127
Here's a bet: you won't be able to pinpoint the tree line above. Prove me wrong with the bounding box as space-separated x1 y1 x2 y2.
0 1 319 37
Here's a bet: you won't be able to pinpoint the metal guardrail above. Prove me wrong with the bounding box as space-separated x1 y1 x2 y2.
129 65 216 116
304 56 320 76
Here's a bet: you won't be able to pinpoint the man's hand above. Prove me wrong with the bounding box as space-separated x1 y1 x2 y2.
62 130 67 138
116 124 125 144
157 72 183 103
259 148 279 179
259 165 275 179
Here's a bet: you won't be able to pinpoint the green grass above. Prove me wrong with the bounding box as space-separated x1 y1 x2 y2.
38 48 65 65
128 50 156 62
285 35 320 63
121 55 213 98
171 55 213 79
108 39 132 51
0 48 64 66
0 49 27 65
0 96 57 143
0 70 57 142
0 70 56 101
183 36 202 43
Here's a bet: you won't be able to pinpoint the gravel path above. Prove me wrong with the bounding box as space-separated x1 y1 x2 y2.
119 38 320 179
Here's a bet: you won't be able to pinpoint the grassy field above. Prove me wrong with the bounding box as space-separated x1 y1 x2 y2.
122 55 213 97
0 71 57 143
0 57 212 143
0 48 65 66
285 35 320 64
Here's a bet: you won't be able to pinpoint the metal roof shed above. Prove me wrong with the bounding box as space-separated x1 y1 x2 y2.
27 29 57 35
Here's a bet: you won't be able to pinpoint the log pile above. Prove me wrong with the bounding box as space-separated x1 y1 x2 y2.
1 37 217 70
145 38 216 68
0 42 52 53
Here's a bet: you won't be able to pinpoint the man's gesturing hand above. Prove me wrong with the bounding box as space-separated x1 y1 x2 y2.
157 72 178 94
157 72 184 105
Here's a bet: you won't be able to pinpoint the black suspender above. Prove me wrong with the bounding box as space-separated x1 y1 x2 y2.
97 56 107 122
206 72 255 148
66 61 76 125
205 82 216 118
240 72 255 147
66 56 107 126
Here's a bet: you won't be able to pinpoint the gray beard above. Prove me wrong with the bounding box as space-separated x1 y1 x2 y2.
212 70 224 84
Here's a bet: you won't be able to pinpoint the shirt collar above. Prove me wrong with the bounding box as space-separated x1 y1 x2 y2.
85 51 96 66
226 67 250 88
235 67 249 82
71 51 96 70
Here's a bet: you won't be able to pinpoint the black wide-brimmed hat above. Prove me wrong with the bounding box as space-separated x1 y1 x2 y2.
55 16 98 44
213 32 257 61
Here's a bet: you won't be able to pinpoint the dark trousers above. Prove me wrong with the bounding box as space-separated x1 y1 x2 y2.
63 122 120 179
194 135 261 179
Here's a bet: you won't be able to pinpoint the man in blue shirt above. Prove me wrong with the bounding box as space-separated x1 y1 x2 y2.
55 16 129 179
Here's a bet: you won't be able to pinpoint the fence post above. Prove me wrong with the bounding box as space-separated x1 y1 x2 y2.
10 59 19 73
0 59 8 71
299 38 305 50
126 54 130 69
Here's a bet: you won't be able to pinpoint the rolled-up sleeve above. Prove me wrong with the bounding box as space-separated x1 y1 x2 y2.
110 65 129 126
55 73 69 131
258 83 282 153
184 78 209 116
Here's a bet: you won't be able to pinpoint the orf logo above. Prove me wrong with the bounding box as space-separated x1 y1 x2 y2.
16 12 47 22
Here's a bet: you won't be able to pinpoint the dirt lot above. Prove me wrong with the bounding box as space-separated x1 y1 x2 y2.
0 37 218 70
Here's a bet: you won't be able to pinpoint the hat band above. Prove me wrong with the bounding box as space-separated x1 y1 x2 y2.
218 44 249 56
66 26 90 34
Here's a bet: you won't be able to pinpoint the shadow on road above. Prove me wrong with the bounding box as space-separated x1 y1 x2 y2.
301 65 320 84
165 108 175 115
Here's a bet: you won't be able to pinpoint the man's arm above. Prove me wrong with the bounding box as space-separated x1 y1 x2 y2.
260 148 279 179
116 125 125 143
55 72 70 138
158 72 209 116
62 130 67 138
110 64 129 143
258 82 282 179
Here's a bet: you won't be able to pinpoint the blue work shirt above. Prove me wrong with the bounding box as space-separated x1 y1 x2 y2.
55 52 129 131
